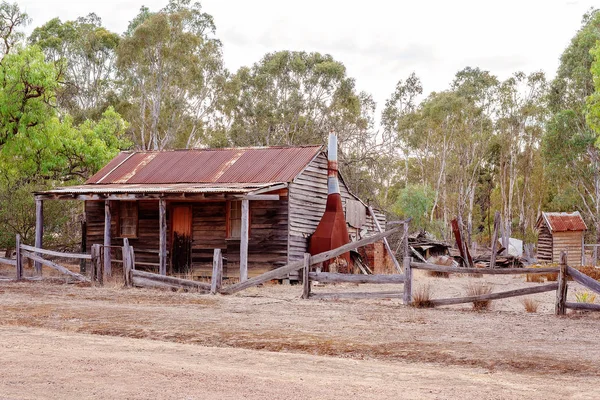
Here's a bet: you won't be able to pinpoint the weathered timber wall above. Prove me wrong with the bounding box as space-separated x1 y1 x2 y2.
552 231 583 267
537 222 553 263
288 152 386 265
86 198 289 278
190 202 227 276
226 197 289 278
85 200 163 268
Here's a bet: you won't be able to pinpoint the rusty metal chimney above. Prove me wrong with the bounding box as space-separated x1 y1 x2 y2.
308 131 352 273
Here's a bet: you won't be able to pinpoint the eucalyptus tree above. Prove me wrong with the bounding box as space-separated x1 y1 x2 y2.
544 8 600 242
449 67 497 244
496 71 547 249
224 51 370 146
117 0 226 150
29 14 120 121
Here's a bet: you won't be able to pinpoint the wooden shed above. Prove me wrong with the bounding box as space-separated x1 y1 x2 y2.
36 146 387 279
535 211 587 267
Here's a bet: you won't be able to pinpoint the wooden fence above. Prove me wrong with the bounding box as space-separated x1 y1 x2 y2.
3 230 600 316
1 234 90 282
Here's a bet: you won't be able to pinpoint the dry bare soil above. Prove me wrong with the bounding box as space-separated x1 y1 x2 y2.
1 270 600 399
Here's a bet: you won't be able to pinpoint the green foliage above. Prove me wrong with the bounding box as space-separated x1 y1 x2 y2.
393 184 435 230
117 0 225 149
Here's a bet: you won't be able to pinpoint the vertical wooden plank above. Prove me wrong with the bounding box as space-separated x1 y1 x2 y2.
368 206 402 273
403 221 412 305
581 233 585 267
15 234 22 280
130 246 136 271
555 251 568 316
240 199 249 282
122 238 131 287
302 253 311 299
34 199 43 275
91 244 101 284
211 248 223 294
103 200 112 277
159 199 167 276
80 220 87 274
490 211 500 269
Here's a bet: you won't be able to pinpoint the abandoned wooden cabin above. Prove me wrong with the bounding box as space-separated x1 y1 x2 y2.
36 146 390 279
535 211 587 267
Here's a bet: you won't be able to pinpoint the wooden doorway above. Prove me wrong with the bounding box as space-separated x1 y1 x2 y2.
171 205 192 275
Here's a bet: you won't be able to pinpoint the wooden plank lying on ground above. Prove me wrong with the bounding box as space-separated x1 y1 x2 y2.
310 291 404 300
220 228 400 295
429 283 559 307
567 266 600 295
565 302 600 311
20 244 91 260
411 262 559 275
132 270 211 292
0 257 16 266
21 251 89 282
309 272 405 284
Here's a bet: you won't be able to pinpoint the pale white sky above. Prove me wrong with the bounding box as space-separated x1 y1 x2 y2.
19 0 599 116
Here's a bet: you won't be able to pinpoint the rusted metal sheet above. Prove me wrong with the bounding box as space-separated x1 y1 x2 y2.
41 182 274 195
542 212 587 232
86 146 322 185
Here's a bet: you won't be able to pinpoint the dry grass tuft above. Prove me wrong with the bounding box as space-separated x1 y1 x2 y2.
544 272 558 282
526 274 545 283
426 270 450 278
465 282 493 311
412 284 434 308
577 266 600 281
521 298 539 313
575 291 597 304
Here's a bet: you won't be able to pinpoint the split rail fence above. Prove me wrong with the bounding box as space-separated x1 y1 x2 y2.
2 229 600 316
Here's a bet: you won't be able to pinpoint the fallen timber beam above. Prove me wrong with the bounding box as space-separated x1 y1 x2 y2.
429 283 559 307
309 272 405 284
565 302 600 311
310 291 404 300
21 251 89 282
411 262 559 275
19 244 91 260
567 266 600 295
0 256 16 266
221 227 400 295
131 270 211 292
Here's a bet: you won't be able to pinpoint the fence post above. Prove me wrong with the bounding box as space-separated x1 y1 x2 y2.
122 238 132 287
555 251 568 315
490 211 500 269
403 221 412 305
302 253 311 299
15 234 22 280
91 244 103 285
210 249 223 295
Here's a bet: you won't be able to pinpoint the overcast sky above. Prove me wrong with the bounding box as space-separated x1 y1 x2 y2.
19 0 599 115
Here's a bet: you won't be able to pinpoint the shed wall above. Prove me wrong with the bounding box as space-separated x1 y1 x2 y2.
552 231 583 267
537 222 553 263
288 152 386 265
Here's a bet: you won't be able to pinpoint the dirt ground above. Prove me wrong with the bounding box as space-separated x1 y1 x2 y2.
1 268 600 399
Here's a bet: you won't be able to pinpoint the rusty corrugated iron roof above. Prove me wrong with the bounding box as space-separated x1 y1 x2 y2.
42 182 274 195
537 211 587 232
87 146 322 185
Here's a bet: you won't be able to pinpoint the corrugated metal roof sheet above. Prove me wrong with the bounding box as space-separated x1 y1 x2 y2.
43 182 274 195
540 212 587 232
87 146 322 185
